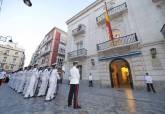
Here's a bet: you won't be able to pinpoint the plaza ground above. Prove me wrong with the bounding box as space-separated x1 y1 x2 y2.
0 82 165 114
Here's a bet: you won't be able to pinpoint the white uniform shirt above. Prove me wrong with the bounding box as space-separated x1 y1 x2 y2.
70 66 80 84
145 75 153 83
49 69 60 82
89 75 92 81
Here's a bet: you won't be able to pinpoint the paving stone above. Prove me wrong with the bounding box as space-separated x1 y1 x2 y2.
0 83 165 114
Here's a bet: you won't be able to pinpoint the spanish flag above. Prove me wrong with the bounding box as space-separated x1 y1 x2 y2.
104 2 113 40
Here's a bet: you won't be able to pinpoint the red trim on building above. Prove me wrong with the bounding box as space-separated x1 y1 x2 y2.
51 31 61 65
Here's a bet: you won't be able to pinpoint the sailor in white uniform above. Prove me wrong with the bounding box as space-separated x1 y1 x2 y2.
37 66 50 97
45 64 60 101
24 65 38 98
17 67 27 93
23 66 32 95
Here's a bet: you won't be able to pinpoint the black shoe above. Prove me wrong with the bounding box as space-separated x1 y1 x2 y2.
68 105 72 107
74 106 81 109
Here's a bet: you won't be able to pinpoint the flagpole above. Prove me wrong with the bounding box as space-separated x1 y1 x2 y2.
104 0 114 45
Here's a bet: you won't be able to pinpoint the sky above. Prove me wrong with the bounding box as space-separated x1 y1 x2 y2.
0 0 96 66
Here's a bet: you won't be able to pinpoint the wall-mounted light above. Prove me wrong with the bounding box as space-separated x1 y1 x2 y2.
91 59 95 66
23 0 32 7
150 48 157 59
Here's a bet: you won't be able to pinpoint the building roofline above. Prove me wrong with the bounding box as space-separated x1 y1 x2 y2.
66 0 102 25
44 26 67 37
0 45 25 52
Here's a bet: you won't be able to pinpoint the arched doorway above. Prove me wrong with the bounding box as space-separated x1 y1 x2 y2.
109 58 133 89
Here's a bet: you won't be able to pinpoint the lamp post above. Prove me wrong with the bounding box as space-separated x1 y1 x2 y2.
0 0 32 14
23 0 32 7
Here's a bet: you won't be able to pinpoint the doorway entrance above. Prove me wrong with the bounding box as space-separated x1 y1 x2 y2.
110 58 133 88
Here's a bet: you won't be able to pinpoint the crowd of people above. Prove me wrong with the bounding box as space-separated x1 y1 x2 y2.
8 64 61 101
1 60 156 110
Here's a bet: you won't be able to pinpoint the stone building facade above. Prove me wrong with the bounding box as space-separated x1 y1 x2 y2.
65 0 165 89
0 37 25 72
30 27 67 68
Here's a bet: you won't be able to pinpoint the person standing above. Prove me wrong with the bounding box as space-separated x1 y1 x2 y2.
45 64 60 101
144 73 156 93
24 65 38 98
0 70 6 86
88 73 93 87
68 61 81 109
37 66 49 97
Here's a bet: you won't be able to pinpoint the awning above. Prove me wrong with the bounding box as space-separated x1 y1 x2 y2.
99 51 142 61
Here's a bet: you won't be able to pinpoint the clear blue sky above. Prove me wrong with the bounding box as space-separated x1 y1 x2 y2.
0 0 95 66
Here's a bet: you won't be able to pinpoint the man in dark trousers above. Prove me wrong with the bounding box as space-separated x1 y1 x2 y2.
144 73 156 93
68 61 81 109
88 73 93 87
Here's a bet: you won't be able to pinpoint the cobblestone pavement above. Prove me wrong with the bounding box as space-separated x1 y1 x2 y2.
0 83 165 114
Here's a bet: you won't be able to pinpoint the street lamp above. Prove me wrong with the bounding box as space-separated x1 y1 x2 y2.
23 0 32 7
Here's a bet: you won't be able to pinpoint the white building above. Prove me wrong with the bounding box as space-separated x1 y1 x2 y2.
0 37 25 72
65 0 165 89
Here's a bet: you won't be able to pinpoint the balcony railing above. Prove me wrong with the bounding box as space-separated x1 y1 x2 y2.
68 48 87 59
96 2 128 24
72 25 86 36
97 33 139 52
40 49 51 57
58 48 65 55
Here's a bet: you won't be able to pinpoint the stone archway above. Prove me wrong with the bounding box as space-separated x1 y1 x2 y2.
109 58 133 89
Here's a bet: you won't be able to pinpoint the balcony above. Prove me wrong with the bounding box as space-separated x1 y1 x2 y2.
72 24 86 36
40 49 51 57
96 2 128 24
97 33 139 52
58 48 65 55
68 48 87 59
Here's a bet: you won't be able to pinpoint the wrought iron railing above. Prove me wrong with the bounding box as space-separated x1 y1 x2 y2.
58 48 65 55
97 33 138 51
68 48 87 59
40 49 51 57
96 2 127 24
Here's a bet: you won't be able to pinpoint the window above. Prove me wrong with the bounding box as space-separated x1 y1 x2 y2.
41 58 45 64
3 57 7 62
112 29 122 38
15 52 19 55
13 57 17 62
10 65 14 69
5 65 9 69
76 41 83 50
1 63 5 69
4 50 9 55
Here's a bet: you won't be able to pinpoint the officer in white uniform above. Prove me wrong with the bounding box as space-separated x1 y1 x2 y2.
68 61 81 109
45 64 60 101
144 72 156 93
